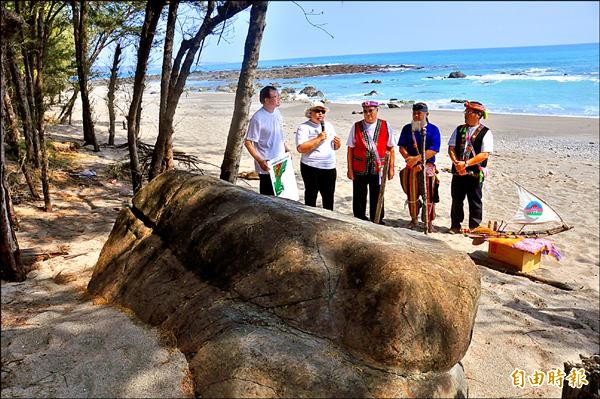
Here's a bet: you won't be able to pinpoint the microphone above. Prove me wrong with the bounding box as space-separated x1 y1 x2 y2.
320 121 325 132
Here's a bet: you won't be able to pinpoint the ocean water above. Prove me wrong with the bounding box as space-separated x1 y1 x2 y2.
128 43 599 117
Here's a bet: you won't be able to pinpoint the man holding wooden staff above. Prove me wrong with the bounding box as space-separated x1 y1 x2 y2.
346 100 395 224
398 102 441 232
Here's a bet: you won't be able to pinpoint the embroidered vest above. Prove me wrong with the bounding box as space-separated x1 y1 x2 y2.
352 119 389 175
451 124 489 174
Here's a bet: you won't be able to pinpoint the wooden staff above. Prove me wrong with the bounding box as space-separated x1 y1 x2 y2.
374 151 390 224
421 127 429 234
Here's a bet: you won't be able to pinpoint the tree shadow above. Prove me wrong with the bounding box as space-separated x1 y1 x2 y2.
503 298 599 338
1 278 193 397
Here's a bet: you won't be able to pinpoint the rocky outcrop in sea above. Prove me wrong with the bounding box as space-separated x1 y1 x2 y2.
189 64 421 81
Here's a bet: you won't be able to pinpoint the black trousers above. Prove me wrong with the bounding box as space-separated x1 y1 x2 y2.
352 173 384 222
259 173 274 195
300 162 337 210
450 175 483 229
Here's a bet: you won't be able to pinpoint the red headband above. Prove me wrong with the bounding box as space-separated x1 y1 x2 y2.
464 101 486 113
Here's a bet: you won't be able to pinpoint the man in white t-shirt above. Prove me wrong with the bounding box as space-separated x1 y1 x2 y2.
447 101 494 233
244 86 290 195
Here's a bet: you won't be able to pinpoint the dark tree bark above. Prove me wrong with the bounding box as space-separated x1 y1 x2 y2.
0 97 25 282
3 38 39 200
1 4 26 282
135 95 142 140
5 45 35 164
220 1 268 183
23 55 38 140
20 161 40 200
33 4 52 211
2 91 20 157
107 41 122 145
71 0 99 151
148 0 178 180
16 2 40 168
2 85 39 200
58 86 78 125
148 0 252 181
127 0 165 193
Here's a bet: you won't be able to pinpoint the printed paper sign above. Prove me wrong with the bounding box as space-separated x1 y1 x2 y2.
268 153 299 201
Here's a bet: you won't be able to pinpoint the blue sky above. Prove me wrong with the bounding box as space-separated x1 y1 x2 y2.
197 1 599 62
100 1 599 67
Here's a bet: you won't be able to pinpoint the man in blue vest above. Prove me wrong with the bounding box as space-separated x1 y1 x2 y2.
447 101 494 233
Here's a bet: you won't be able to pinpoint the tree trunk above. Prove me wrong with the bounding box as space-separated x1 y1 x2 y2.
33 5 51 211
71 0 99 151
6 45 36 166
20 161 40 200
0 24 25 281
2 80 39 200
2 91 20 157
150 0 252 182
15 0 40 168
148 0 178 181
21 52 40 168
127 0 165 193
58 87 78 124
135 97 142 140
107 42 122 146
0 115 25 282
220 1 268 183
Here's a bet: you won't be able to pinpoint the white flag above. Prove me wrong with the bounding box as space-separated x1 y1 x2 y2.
510 184 562 224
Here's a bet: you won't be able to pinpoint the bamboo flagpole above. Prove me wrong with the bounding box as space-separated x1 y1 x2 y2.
374 151 390 224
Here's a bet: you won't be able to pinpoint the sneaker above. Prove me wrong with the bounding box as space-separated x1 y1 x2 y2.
449 227 461 234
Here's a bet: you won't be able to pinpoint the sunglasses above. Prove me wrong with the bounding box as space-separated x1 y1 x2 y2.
313 110 326 114
363 108 378 114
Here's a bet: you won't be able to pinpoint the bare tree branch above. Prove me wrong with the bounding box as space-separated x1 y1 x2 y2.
291 1 334 39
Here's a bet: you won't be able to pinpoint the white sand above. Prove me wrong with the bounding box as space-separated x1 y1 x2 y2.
3 87 598 398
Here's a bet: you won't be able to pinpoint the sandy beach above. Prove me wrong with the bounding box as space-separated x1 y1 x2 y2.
2 86 599 398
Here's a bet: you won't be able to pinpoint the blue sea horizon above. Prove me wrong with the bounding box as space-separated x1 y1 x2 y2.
100 43 600 118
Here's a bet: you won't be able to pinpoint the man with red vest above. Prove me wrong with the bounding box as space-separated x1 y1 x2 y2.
447 101 494 233
346 100 395 224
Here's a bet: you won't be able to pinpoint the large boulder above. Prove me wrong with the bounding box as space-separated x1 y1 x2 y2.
299 86 318 96
448 71 466 79
88 170 480 397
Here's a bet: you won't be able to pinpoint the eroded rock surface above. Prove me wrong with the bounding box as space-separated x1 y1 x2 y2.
88 170 481 397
